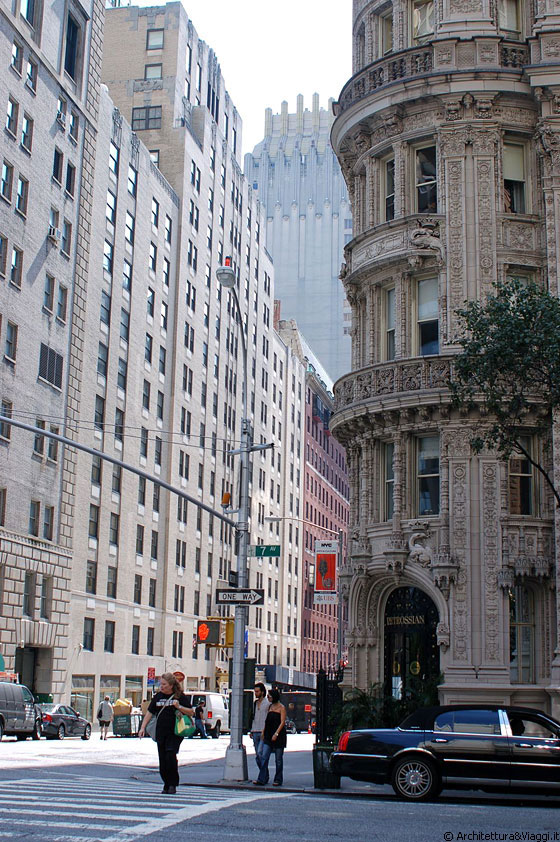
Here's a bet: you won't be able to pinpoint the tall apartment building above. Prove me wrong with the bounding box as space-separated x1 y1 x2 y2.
0 0 105 696
331 0 560 714
277 319 349 674
245 96 352 382
61 1 307 715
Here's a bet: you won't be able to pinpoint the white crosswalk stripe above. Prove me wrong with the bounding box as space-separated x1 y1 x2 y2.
0 776 291 841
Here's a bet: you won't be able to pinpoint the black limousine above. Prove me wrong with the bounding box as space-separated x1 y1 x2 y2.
330 705 560 800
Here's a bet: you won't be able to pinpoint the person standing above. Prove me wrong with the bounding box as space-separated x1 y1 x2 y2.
254 688 287 787
138 673 194 794
193 699 207 738
250 683 270 784
97 695 113 740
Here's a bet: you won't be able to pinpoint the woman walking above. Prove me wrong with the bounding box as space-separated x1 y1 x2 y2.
254 688 287 787
139 673 194 794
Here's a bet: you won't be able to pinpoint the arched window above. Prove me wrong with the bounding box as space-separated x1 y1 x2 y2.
509 585 535 683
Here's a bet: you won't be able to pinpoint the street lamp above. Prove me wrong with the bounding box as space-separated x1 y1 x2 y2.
264 516 345 665
216 260 270 781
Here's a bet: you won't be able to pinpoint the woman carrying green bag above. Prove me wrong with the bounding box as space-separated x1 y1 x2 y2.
139 673 194 793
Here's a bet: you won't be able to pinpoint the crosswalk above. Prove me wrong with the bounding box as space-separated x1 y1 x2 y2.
0 776 289 841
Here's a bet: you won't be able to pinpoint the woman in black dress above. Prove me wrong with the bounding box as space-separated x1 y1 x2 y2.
254 688 287 786
139 673 194 793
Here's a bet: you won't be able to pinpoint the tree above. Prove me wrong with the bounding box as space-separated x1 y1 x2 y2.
450 278 560 509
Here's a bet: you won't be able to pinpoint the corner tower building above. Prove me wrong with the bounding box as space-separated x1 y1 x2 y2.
331 0 560 714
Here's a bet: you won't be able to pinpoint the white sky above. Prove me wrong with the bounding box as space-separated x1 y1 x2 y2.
132 0 353 156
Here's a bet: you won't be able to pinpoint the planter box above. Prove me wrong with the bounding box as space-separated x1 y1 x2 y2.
312 745 341 790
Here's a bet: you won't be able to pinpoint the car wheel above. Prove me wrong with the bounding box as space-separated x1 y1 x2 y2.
16 734 27 741
391 756 439 801
82 724 91 740
56 724 65 740
32 720 42 740
0 720 4 742
211 722 221 739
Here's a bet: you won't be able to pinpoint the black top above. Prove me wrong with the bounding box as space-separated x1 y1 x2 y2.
195 705 205 720
148 692 190 739
263 709 286 749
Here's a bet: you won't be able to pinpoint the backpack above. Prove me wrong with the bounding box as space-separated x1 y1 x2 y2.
97 704 103 720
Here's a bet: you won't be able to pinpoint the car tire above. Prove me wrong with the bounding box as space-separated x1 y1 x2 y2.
82 724 91 740
211 722 221 739
16 734 27 741
56 724 65 740
32 720 42 740
391 756 440 801
0 720 4 742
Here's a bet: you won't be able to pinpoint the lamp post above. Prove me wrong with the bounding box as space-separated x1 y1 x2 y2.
264 516 345 665
216 260 270 781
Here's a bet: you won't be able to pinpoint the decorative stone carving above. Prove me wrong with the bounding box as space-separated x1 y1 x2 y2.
482 463 500 662
408 530 432 567
436 622 451 651
430 551 460 600
409 218 445 263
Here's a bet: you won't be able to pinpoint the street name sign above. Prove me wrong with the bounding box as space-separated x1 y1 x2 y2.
215 588 265 605
248 545 281 557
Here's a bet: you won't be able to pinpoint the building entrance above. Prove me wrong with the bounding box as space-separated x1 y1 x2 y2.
384 587 439 700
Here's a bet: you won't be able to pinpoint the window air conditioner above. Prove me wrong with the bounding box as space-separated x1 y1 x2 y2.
56 111 66 128
48 226 61 244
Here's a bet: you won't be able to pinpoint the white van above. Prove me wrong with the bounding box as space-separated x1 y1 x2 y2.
185 692 229 738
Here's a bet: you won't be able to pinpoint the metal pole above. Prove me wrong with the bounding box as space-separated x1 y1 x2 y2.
337 529 344 665
218 270 250 781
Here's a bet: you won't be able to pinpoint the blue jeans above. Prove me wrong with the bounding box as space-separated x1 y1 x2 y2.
251 732 268 782
194 718 207 738
257 741 284 785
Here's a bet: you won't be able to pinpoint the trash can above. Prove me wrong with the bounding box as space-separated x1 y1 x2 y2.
113 713 142 737
312 745 341 790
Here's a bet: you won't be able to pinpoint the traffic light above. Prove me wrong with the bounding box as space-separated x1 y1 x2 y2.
196 620 220 645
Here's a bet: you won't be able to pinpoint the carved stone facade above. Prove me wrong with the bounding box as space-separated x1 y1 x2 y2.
332 0 560 715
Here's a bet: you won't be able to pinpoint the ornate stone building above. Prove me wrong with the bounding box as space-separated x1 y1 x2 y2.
331 0 560 715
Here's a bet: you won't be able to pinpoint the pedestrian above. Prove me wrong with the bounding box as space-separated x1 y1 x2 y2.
193 699 207 738
250 683 270 784
138 673 194 794
97 695 113 740
254 688 287 787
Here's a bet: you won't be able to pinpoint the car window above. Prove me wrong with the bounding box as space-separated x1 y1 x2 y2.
508 714 559 739
434 709 501 735
21 687 34 704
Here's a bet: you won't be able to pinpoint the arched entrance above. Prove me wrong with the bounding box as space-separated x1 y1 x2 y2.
384 586 439 699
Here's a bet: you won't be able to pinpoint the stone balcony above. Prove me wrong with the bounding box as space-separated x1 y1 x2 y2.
333 356 452 415
334 40 530 116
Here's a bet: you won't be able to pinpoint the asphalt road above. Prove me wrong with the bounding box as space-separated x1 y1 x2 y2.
1 732 558 841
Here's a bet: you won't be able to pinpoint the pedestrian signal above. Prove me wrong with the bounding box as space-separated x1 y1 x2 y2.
196 620 220 645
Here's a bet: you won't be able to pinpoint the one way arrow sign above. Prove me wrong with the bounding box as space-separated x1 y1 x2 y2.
215 588 265 606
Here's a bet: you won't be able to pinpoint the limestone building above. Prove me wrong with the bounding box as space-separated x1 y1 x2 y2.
245 97 352 382
331 0 560 714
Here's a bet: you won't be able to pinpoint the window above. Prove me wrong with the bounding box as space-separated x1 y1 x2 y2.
53 148 63 183
380 9 393 55
120 308 129 342
69 110 78 141
104 621 115 653
47 428 59 462
94 395 105 432
150 530 158 560
133 574 142 604
65 162 75 196
383 442 395 520
26 58 37 92
88 504 99 539
504 143 526 214
103 240 113 275
160 300 167 330
415 146 437 212
434 709 501 735
123 259 132 293
109 512 119 546
28 500 40 536
383 157 395 221
412 0 434 44
0 400 12 440
150 149 160 166
15 175 28 216
140 427 148 458
417 277 439 355
165 215 172 243
163 257 170 288
115 408 124 443
147 627 154 656
385 287 396 360
142 379 150 411
125 211 135 245
33 419 45 456
100 290 111 326
82 617 95 651
147 287 155 318
6 98 18 136
145 333 153 364
21 114 33 151
147 29 164 49
85 559 97 595
5 321 18 361
131 625 140 655
1 161 13 202
11 41 23 73
39 344 63 388
61 219 71 255
109 141 119 176
509 437 535 515
145 63 162 79
127 164 137 197
498 0 521 39
40 576 50 619
132 106 162 130
150 242 157 273
149 578 156 607
57 285 68 322
107 566 117 598
97 341 108 377
417 435 439 515
64 12 81 81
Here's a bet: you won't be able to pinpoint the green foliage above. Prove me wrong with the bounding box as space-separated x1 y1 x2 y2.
333 676 441 740
450 278 560 507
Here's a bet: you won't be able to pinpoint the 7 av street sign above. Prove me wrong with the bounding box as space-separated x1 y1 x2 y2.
248 545 281 557
215 588 265 606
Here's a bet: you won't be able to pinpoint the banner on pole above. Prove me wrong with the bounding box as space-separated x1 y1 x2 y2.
314 539 337 604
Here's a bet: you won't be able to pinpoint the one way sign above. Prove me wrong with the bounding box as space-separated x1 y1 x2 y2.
215 588 265 606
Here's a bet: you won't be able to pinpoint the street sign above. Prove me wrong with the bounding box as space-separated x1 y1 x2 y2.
248 544 281 557
215 588 265 605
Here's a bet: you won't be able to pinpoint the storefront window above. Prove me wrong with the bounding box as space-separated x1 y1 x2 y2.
125 675 143 708
71 675 94 721
100 675 121 703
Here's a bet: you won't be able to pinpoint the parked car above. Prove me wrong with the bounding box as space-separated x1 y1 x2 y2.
0 681 42 741
182 693 229 738
39 704 91 740
331 704 560 801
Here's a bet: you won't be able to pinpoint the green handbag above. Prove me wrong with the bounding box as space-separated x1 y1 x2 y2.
175 713 195 738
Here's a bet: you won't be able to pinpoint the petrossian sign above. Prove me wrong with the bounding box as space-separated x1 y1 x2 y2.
385 614 426 626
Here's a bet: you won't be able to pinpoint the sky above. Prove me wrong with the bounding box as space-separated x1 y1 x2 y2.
133 0 353 156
